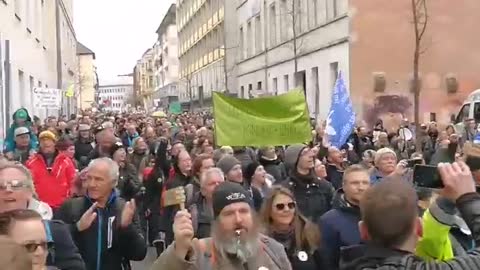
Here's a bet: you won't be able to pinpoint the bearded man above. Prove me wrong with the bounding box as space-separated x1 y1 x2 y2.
152 181 292 270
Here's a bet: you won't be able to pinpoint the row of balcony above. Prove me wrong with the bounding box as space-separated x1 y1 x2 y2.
180 47 224 78
179 7 224 56
177 0 207 31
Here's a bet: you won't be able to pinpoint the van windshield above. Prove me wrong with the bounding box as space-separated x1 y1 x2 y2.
456 104 470 123
475 102 480 122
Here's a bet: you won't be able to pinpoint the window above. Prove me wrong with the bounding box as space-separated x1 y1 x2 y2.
333 0 338 18
269 4 276 47
474 103 480 123
309 0 319 27
29 76 34 93
456 104 470 123
312 67 320 116
14 0 22 20
273 78 278 95
330 62 338 90
247 20 253 57
257 81 262 91
240 86 245 98
280 0 289 41
25 0 32 31
284 74 289 92
255 15 262 54
18 70 25 105
239 27 244 60
248 84 253 98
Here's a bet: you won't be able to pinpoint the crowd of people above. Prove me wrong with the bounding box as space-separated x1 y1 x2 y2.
1 107 480 270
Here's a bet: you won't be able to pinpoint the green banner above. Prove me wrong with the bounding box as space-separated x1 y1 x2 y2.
169 101 182 114
213 89 312 146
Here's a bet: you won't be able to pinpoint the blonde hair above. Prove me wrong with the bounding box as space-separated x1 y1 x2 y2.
0 160 37 196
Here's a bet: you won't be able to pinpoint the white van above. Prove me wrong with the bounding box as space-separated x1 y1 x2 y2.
455 89 480 124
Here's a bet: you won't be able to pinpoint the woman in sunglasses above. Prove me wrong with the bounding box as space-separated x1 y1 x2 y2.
0 209 57 270
260 186 322 270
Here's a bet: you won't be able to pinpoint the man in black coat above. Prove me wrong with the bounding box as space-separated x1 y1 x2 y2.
55 157 147 270
281 144 334 225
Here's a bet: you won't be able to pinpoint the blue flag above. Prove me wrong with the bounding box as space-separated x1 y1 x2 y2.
325 72 356 148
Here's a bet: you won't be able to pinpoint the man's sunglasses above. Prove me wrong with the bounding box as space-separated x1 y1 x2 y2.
23 241 53 253
275 202 296 211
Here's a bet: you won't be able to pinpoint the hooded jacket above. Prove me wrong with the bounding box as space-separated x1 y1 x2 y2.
26 152 76 209
4 108 39 152
319 189 362 270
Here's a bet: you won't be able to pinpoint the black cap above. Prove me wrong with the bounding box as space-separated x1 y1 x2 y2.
212 182 252 218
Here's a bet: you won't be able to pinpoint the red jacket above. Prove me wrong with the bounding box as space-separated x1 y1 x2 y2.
26 152 76 209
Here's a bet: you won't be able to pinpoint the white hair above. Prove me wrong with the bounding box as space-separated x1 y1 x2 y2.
88 158 119 186
200 167 224 187
0 160 36 195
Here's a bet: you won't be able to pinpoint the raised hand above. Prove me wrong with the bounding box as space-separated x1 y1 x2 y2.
439 162 476 201
173 209 194 258
120 199 136 228
77 202 98 232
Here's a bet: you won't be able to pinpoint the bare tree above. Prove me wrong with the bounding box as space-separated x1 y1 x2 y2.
281 0 306 74
411 0 428 145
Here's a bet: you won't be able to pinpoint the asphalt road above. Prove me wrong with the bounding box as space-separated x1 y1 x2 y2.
132 247 157 270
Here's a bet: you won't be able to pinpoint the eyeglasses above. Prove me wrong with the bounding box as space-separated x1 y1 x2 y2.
23 241 51 253
0 180 28 191
275 202 296 211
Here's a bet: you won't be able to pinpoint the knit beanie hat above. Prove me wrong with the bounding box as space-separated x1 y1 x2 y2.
216 155 241 175
212 181 252 218
374 147 397 165
284 144 307 172
243 161 261 183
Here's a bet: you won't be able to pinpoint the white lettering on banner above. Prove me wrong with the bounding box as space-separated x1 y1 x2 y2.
33 87 62 109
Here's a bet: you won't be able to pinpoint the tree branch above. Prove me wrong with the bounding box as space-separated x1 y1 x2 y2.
418 0 428 41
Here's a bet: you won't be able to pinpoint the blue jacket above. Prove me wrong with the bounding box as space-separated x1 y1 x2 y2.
319 189 362 270
4 108 38 152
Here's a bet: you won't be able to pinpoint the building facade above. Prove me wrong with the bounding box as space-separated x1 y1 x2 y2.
137 48 155 110
176 0 238 110
152 4 180 109
76 42 97 111
350 0 480 129
0 0 77 125
97 84 134 113
236 0 349 119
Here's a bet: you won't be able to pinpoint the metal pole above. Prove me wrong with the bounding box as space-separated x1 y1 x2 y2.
0 36 4 140
4 40 11 129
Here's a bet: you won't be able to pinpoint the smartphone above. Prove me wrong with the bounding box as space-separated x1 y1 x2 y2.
413 165 444 189
407 159 423 168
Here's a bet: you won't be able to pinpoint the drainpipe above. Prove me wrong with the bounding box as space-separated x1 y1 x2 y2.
55 0 63 117
263 0 269 95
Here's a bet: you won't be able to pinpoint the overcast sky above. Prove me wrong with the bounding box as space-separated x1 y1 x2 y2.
74 0 174 85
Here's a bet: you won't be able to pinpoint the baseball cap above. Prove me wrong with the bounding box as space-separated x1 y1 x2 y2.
14 127 30 137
